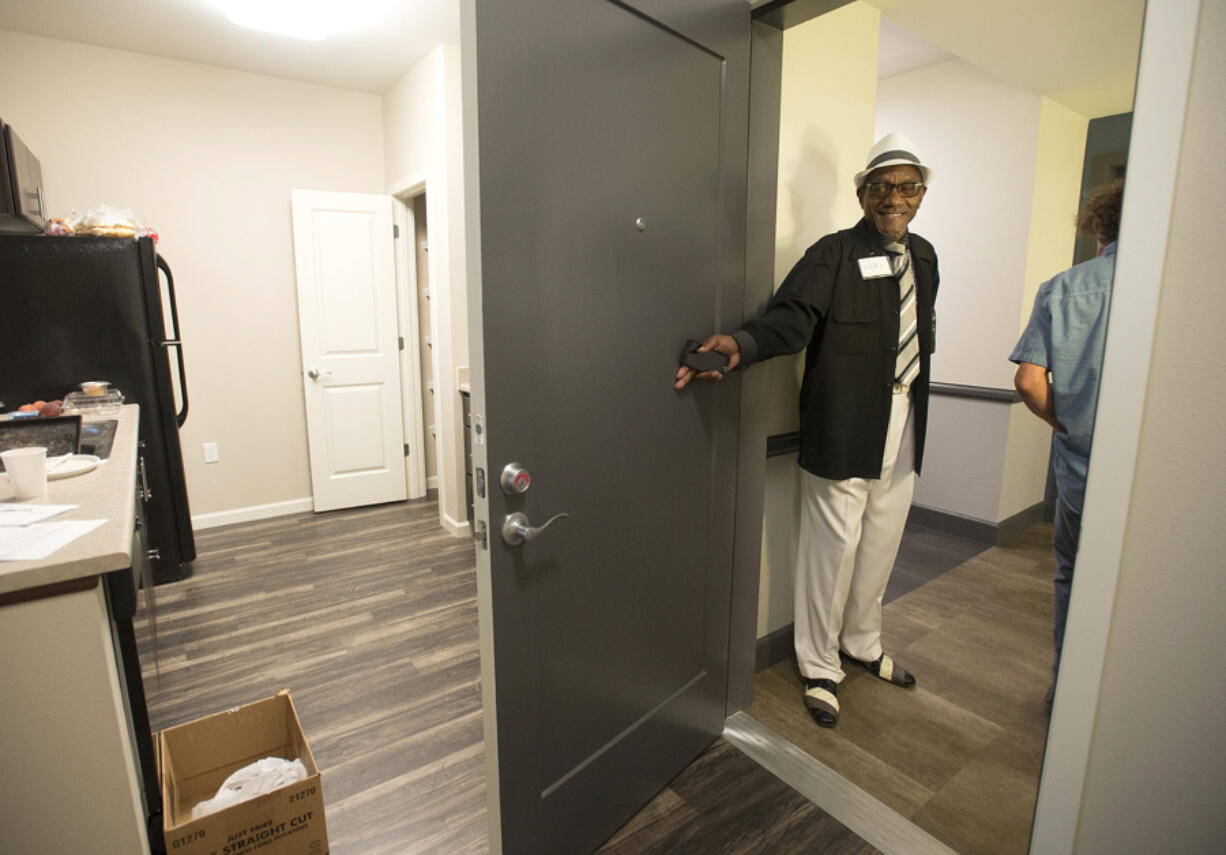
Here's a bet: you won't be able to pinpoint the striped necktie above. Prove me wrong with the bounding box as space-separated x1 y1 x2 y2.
884 240 920 386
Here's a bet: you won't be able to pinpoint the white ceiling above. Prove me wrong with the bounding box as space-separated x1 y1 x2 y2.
877 17 953 80
0 0 459 94
0 1 1141 116
866 0 1143 117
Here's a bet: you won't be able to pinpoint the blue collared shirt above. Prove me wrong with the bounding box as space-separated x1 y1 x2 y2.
1009 242 1117 514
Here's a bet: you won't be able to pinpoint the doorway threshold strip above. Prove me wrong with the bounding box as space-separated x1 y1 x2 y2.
722 711 954 855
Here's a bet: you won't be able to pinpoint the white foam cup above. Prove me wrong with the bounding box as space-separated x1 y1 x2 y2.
2 446 48 500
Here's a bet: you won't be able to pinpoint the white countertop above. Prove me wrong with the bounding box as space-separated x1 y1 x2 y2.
0 405 138 595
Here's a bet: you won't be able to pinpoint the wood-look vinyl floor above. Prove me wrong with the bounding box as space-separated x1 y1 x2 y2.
135 498 1037 854
747 523 1057 855
886 522 991 604
596 737 880 855
136 498 873 855
135 499 487 855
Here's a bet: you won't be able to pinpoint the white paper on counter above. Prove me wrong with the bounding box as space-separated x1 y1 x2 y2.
0 519 106 560
0 504 79 526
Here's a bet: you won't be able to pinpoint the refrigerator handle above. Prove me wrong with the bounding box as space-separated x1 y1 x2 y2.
156 255 190 427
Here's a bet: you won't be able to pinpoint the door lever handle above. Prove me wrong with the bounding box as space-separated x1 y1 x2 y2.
502 511 569 546
307 367 333 380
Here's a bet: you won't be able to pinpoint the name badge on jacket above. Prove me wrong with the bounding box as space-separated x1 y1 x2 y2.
857 256 892 279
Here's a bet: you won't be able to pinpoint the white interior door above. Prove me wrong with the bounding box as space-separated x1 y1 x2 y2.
291 189 407 512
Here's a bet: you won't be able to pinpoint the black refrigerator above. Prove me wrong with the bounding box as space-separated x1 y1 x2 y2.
0 234 195 583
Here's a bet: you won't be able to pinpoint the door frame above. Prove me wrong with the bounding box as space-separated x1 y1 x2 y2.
1030 2 1199 851
390 184 429 500
389 171 470 534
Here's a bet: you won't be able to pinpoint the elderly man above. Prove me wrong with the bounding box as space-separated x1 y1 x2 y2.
676 133 939 727
1010 178 1124 708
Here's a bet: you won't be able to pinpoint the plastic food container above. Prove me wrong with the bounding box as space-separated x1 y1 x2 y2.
63 388 125 414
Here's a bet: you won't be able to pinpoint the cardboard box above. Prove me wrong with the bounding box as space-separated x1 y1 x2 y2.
159 691 329 855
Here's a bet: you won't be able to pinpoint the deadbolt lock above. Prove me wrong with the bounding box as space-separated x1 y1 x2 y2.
500 462 531 495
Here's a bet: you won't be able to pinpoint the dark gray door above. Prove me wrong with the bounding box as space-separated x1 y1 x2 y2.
467 1 750 852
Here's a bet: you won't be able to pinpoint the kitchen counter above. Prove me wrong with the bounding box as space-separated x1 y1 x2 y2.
0 404 138 595
0 402 153 855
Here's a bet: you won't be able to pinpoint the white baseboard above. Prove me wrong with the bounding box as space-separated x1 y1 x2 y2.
192 497 314 530
427 474 440 491
440 511 470 537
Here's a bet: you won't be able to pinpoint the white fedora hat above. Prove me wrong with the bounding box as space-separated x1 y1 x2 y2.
854 132 933 189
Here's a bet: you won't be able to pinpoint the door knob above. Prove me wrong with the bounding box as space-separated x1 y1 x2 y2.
502 511 569 546
307 368 332 380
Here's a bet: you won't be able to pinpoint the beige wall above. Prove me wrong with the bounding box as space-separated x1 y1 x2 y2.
757 2 880 637
0 29 385 521
1074 0 1225 845
382 44 470 533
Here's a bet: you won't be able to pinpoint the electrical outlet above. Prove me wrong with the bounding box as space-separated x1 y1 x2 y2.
203 442 219 464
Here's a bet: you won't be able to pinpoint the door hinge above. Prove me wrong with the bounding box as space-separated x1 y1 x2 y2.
398 335 405 351
403 443 410 457
393 223 400 239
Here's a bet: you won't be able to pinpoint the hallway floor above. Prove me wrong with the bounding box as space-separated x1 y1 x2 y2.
747 523 1055 855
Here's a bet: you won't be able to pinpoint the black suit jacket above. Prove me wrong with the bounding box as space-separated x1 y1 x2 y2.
736 217 939 479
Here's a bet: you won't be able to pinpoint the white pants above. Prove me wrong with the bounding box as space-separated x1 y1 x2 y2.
794 389 916 682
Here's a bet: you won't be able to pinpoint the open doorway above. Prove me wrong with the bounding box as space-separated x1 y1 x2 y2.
410 195 439 494
391 186 437 500
734 2 1143 852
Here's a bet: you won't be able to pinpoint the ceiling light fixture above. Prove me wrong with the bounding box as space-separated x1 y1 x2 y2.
215 0 384 42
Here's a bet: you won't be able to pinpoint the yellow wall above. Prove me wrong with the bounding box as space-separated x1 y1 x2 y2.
998 96 1088 521
768 1 881 437
1018 97 1089 330
775 2 880 282
758 2 880 637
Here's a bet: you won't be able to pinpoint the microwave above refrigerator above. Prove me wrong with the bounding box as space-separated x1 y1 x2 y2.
0 118 46 234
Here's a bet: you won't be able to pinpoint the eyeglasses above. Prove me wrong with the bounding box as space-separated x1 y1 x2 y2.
863 181 924 199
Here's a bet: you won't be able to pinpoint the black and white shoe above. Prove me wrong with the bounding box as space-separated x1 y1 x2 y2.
850 652 916 688
803 678 840 728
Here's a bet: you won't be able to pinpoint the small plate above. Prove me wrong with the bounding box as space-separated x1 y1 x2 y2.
47 454 101 480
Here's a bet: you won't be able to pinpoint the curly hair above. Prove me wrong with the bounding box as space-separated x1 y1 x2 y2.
1076 178 1125 244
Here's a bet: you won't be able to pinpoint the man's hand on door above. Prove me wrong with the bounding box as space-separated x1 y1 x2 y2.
674 334 741 390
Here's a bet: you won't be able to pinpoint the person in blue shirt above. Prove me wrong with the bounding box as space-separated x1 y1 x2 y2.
1010 178 1124 707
